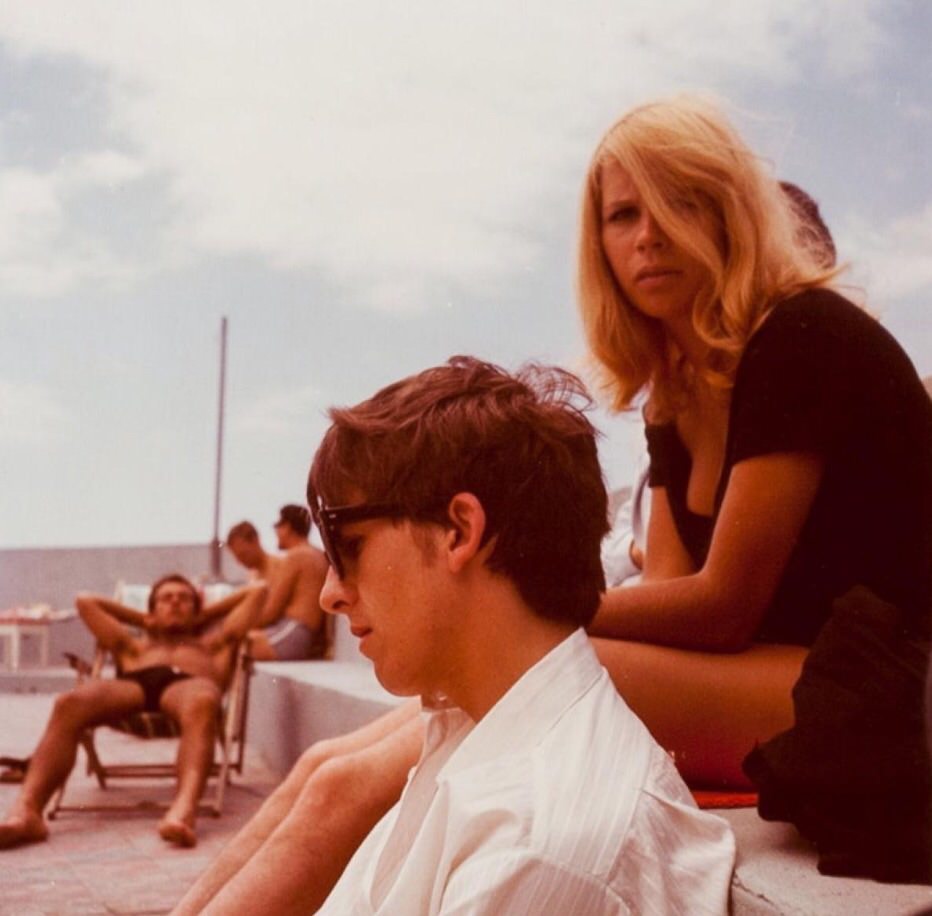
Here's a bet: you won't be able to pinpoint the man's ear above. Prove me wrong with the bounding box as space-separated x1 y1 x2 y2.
444 493 487 573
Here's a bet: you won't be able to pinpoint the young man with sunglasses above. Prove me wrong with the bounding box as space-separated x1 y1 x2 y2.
175 357 734 914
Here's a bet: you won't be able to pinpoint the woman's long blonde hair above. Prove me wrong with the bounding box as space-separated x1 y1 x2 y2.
578 95 837 420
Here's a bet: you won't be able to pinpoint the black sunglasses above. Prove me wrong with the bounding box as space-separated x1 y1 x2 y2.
310 500 405 579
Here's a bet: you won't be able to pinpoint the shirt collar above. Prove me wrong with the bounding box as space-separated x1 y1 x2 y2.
427 628 603 777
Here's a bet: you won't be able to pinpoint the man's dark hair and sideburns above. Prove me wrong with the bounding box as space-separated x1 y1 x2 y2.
277 504 312 538
147 573 202 615
308 356 609 628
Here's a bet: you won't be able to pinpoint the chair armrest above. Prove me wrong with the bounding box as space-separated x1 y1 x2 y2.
63 651 94 678
63 645 108 681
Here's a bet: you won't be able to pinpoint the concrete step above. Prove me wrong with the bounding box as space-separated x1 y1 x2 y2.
249 661 932 916
723 807 932 915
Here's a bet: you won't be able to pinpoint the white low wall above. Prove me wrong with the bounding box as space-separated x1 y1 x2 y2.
248 660 401 777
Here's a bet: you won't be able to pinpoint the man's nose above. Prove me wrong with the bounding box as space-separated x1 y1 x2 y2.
320 564 354 615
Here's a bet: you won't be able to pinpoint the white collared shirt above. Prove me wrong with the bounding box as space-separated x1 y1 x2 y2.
317 629 735 915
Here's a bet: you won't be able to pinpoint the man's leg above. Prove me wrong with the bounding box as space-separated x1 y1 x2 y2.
0 679 145 848
172 698 421 916
158 677 223 847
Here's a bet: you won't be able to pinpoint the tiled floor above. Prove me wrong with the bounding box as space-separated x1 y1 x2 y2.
0 693 278 915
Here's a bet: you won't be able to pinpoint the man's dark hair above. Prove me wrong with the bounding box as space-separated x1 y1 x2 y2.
277 504 311 538
226 520 259 543
147 573 202 615
308 356 609 628
227 522 259 544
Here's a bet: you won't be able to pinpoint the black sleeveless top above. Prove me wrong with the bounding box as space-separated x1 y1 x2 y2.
646 288 932 646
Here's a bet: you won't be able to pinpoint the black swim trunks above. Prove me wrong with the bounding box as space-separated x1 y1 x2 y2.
119 665 191 712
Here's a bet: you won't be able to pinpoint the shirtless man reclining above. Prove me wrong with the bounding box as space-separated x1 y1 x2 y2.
0 573 265 850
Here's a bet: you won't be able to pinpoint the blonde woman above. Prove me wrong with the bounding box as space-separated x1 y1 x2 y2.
579 96 931 881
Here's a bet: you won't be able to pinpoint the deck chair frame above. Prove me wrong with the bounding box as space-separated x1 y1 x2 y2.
47 636 254 820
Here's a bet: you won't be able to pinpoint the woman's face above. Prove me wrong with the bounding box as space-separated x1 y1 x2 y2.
599 159 717 328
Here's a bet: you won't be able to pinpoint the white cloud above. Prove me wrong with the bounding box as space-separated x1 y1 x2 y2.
807 0 886 78
0 152 145 297
0 379 70 443
0 0 887 309
838 200 932 304
57 150 147 189
0 168 61 252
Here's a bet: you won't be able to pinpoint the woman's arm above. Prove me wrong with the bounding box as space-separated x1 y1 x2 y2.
589 452 823 651
641 487 697 581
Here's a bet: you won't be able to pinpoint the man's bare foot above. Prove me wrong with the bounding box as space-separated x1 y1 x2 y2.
158 815 197 848
0 811 49 849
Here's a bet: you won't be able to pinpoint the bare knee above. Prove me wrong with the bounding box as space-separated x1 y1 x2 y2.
300 745 410 830
314 755 361 794
50 688 107 731
172 684 222 729
296 736 343 776
295 755 372 820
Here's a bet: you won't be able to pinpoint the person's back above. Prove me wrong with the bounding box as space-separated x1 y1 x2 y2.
274 542 327 634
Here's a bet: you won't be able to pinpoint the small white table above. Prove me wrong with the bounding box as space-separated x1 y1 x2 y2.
0 618 51 670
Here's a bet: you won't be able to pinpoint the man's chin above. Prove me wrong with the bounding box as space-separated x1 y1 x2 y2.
371 668 419 699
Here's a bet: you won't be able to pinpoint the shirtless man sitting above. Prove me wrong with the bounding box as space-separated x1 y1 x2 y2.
224 507 328 661
0 573 264 850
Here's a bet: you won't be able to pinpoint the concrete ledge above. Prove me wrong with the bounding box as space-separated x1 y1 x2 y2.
248 660 402 778
0 666 79 694
248 662 932 915
722 807 932 915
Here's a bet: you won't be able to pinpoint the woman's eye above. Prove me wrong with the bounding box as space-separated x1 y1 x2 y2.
671 195 699 215
606 205 638 224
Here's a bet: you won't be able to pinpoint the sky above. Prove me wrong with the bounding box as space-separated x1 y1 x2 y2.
1 1 930 550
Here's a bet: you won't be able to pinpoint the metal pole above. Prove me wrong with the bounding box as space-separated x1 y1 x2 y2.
210 316 228 580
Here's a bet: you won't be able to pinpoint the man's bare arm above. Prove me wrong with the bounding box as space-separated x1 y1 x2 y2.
75 593 144 654
200 587 258 623
203 584 268 651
